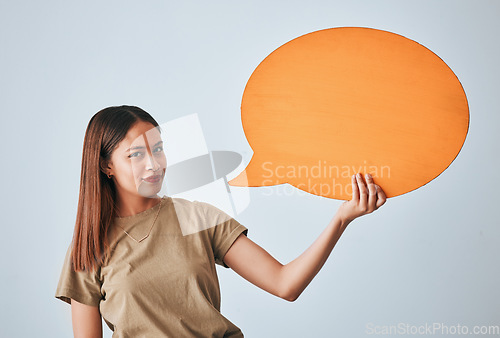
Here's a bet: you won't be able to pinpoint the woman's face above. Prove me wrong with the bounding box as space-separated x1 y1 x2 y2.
107 120 166 198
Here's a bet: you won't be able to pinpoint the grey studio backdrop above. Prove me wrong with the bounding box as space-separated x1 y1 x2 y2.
0 1 498 337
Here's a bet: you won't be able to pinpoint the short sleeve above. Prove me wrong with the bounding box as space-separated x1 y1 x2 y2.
54 243 104 307
198 202 249 268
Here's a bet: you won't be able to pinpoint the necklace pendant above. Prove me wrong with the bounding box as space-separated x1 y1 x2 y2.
118 196 165 243
137 234 149 243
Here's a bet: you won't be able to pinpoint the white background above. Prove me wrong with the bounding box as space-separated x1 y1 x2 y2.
0 1 498 337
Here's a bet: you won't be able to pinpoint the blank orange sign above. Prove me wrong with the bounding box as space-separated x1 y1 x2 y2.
228 27 469 200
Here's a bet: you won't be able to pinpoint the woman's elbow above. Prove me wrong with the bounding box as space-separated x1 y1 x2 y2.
281 286 299 302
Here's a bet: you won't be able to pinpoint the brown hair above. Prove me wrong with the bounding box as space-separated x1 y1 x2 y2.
71 105 160 272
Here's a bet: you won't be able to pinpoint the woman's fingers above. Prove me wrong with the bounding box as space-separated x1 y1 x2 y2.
365 174 377 212
356 173 368 208
342 173 387 223
375 185 387 209
351 174 360 201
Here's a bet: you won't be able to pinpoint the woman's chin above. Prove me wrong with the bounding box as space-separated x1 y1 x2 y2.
137 180 163 197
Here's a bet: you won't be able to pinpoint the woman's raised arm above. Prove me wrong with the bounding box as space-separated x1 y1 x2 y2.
224 173 387 302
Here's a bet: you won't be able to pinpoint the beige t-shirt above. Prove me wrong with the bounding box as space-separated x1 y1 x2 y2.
55 196 248 337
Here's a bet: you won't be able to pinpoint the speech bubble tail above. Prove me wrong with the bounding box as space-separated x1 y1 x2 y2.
227 171 249 187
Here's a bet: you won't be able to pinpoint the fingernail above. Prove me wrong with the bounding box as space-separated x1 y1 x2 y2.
366 173 371 179
357 173 361 178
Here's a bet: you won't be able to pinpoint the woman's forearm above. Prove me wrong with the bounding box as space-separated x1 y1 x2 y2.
280 173 386 302
281 213 350 301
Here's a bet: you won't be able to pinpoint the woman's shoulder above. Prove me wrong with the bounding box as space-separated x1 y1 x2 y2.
170 197 230 218
169 197 234 235
169 196 205 213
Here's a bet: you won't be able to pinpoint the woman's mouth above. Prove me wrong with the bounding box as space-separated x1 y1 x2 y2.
143 174 162 183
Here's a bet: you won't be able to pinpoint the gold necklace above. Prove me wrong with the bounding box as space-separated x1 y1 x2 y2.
116 196 165 243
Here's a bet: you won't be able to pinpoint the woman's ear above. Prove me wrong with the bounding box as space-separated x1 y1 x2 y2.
100 158 113 176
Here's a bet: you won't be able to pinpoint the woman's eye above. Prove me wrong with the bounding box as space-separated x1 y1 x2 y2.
129 152 144 158
129 147 162 158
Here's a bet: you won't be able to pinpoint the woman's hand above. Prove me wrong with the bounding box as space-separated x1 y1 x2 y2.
336 173 387 225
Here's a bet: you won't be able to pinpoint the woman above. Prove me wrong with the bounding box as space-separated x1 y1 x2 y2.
55 105 387 337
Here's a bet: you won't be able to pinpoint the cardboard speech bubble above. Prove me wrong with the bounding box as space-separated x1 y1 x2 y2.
228 27 469 200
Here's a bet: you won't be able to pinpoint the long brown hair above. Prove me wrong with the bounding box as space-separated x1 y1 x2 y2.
71 105 160 272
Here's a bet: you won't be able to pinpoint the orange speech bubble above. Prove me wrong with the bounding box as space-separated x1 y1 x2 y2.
228 27 469 200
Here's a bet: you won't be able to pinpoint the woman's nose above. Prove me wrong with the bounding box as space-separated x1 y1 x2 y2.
146 154 160 171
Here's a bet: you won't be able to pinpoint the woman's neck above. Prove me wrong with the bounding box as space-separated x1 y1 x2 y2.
114 194 161 217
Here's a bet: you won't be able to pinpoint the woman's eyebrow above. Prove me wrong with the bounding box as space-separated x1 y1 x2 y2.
125 140 163 152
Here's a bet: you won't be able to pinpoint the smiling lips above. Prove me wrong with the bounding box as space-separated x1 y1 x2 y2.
143 174 162 183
